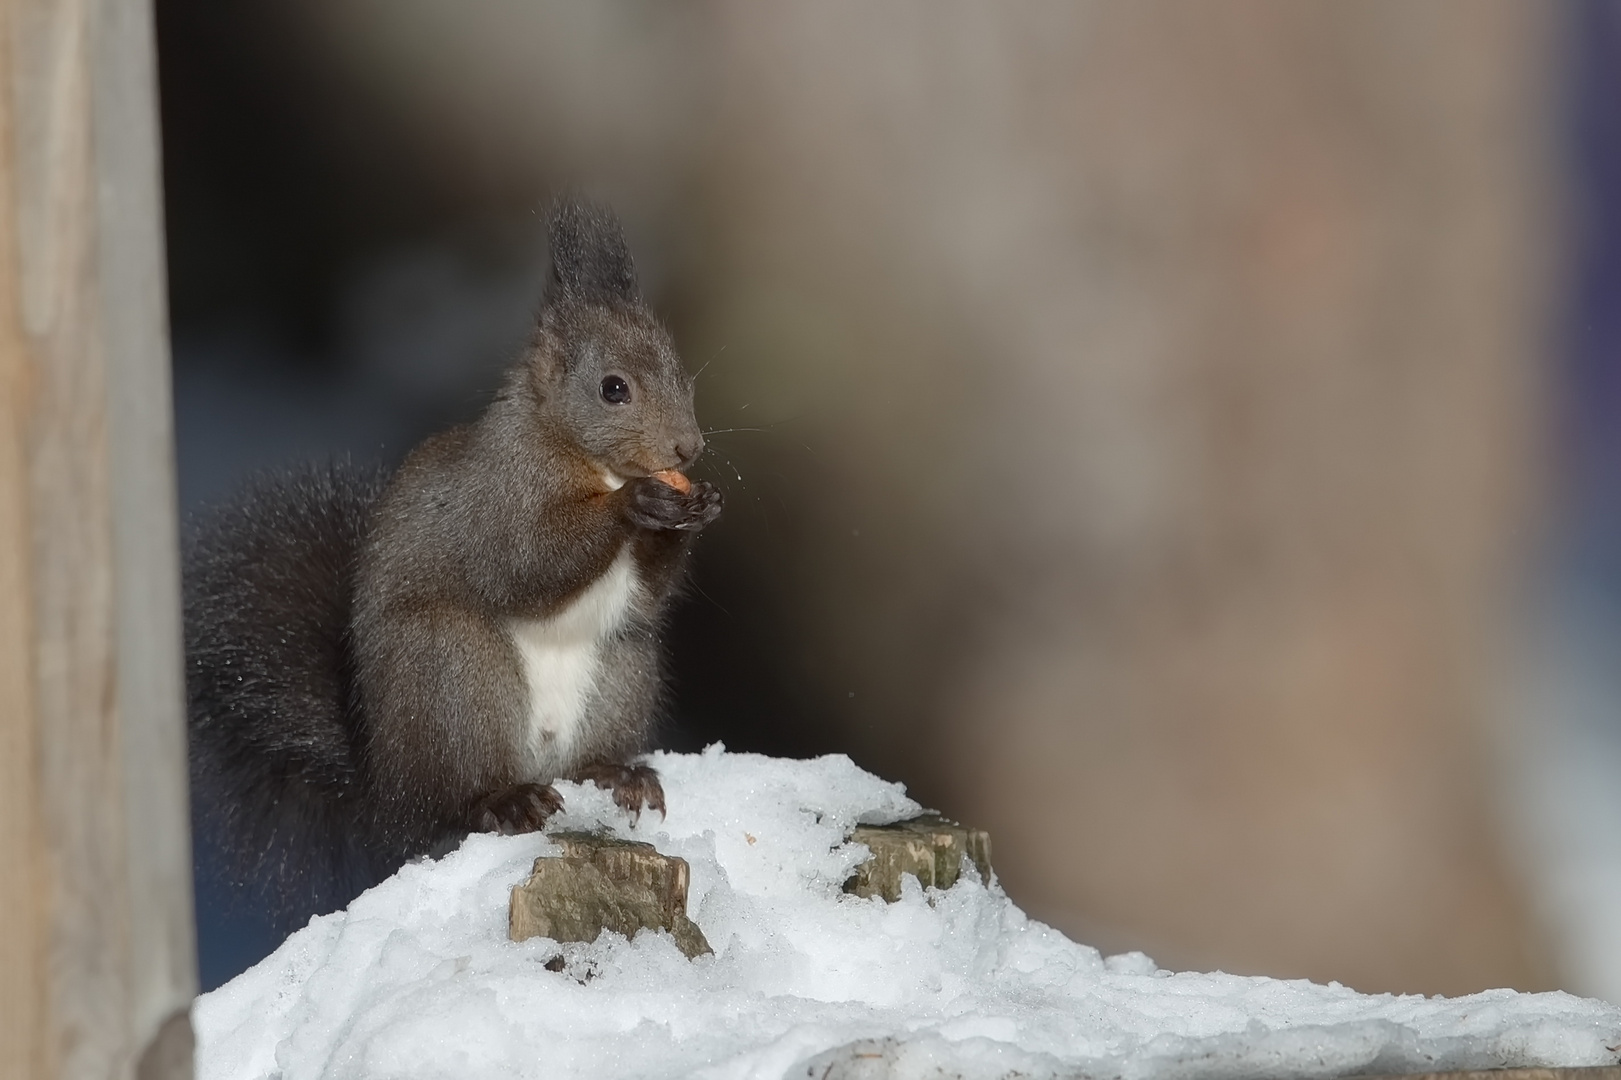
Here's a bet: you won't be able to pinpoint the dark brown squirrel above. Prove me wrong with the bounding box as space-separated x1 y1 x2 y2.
184 198 722 923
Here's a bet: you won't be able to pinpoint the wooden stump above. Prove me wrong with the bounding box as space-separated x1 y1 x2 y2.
509 832 711 958
843 815 993 903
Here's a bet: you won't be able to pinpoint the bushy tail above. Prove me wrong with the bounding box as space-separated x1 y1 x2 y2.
184 461 392 928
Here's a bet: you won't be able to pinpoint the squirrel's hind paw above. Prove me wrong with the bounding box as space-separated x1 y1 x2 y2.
470 782 564 835
573 761 666 823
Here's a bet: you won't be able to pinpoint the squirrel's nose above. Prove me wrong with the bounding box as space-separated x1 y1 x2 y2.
673 435 704 467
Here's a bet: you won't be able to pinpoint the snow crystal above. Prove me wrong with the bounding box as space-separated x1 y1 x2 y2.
195 746 1621 1080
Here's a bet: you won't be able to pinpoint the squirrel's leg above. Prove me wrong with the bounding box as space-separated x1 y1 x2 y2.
570 761 665 822
360 601 560 842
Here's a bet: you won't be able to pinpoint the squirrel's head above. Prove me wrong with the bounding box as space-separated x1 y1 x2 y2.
524 197 703 482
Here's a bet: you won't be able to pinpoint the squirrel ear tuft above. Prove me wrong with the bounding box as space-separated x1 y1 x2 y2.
545 195 638 303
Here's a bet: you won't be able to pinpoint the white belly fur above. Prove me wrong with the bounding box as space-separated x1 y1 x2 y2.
506 547 639 769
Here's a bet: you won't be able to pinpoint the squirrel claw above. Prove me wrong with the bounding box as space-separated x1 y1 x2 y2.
573 761 666 823
626 477 723 533
470 782 563 835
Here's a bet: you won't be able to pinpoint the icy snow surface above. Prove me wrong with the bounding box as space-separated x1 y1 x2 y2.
195 747 1621 1080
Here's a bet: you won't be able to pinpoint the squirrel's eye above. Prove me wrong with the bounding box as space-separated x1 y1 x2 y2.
600 375 631 404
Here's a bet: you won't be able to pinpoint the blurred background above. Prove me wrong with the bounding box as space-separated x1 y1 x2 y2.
159 0 1621 1000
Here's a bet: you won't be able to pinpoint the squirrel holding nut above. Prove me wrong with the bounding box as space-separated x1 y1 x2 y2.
184 198 721 921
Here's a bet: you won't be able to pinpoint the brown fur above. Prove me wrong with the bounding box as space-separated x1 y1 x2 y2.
186 198 720 922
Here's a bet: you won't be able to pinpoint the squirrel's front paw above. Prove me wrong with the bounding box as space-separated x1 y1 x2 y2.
626 476 723 533
469 782 563 835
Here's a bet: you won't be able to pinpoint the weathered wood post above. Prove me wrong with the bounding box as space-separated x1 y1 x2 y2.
0 0 197 1078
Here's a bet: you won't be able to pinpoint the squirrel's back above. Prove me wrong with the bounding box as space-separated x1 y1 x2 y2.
184 461 390 919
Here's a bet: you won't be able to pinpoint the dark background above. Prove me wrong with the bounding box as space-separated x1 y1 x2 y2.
158 1 1621 999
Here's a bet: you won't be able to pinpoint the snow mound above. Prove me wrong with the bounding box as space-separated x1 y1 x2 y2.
195 747 1621 1080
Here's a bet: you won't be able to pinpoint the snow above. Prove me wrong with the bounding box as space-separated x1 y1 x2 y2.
195 747 1621 1080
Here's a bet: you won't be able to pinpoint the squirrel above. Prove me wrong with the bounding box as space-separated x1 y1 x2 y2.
184 198 722 924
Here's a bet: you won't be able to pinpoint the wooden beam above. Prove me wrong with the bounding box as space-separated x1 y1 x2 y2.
0 0 197 1077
